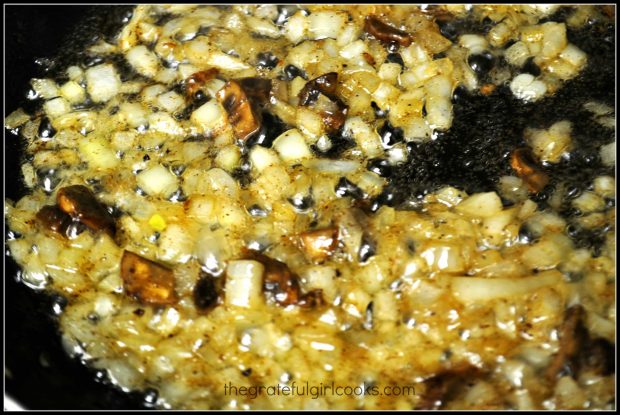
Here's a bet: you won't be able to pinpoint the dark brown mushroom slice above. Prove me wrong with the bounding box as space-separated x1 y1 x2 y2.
364 15 412 47
298 289 325 308
298 72 347 132
299 227 339 263
416 365 486 410
216 80 261 142
235 77 273 105
319 99 348 133
580 337 615 377
193 270 223 312
546 304 615 381
36 205 73 237
510 148 550 193
243 249 324 308
545 305 588 381
120 250 178 306
184 68 219 97
298 72 339 106
56 185 116 237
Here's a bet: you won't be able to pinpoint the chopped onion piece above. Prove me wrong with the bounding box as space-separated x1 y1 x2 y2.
225 260 264 308
273 129 313 163
510 73 547 102
451 271 562 303
126 45 161 78
455 192 503 218
85 64 122 103
137 164 178 197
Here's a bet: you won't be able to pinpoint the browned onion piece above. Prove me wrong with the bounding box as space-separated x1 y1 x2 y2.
216 80 261 141
185 68 219 97
36 205 73 237
510 148 550 193
120 250 178 306
56 185 115 236
364 15 412 47
299 227 339 263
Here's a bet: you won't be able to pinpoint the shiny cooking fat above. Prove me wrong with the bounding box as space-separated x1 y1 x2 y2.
4 4 615 410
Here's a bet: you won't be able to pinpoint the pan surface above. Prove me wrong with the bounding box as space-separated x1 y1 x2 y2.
5 6 151 410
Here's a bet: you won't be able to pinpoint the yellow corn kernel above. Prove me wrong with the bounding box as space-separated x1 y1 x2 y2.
148 213 167 231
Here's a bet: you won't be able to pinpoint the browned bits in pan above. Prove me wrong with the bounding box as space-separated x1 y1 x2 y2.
510 148 550 193
216 80 261 141
299 227 339 263
243 249 324 308
184 68 219 97
480 83 496 96
364 15 412 47
56 185 116 237
120 250 178 306
36 205 73 237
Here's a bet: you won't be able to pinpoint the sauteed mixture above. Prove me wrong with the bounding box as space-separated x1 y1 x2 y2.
5 5 615 410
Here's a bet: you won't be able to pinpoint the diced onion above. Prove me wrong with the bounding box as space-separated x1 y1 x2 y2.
272 129 313 163
451 270 562 303
510 73 547 102
225 260 264 308
126 45 161 78
137 164 178 197
455 192 503 218
85 64 121 103
44 97 71 118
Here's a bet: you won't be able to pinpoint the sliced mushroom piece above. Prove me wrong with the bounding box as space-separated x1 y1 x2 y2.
364 15 412 47
299 227 339 263
56 185 116 236
235 77 272 105
243 249 323 308
545 305 588 381
417 365 486 410
184 68 219 97
510 148 550 193
298 289 325 308
298 72 347 132
120 250 178 306
545 304 615 381
36 205 73 237
320 100 348 133
298 72 339 106
245 250 300 306
216 80 261 142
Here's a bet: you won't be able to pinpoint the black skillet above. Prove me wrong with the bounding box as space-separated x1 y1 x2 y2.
4 5 153 410
4 4 615 410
